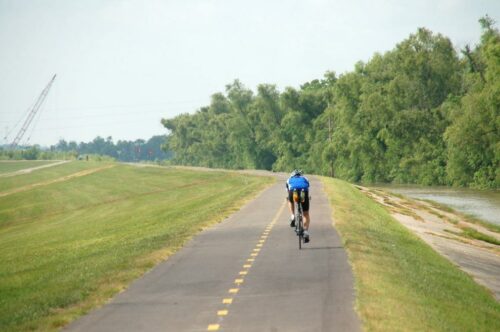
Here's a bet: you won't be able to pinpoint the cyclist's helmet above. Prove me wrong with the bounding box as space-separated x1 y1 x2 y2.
291 169 303 177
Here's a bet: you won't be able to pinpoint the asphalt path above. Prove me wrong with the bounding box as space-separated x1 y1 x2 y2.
66 176 361 332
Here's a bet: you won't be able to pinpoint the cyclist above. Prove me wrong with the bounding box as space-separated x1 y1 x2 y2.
286 169 310 243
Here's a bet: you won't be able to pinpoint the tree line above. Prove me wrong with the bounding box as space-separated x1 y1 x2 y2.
162 18 499 188
1 135 171 161
52 135 171 161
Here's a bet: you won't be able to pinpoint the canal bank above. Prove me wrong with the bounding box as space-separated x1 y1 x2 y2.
361 186 500 300
373 185 500 226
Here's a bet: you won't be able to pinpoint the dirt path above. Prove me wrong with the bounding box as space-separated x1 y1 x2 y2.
0 165 115 198
0 160 70 178
359 186 500 300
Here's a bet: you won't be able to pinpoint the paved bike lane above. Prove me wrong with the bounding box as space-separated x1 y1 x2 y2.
219 177 360 331
66 176 360 331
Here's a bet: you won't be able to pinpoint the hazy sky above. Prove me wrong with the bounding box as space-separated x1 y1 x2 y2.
1 0 499 146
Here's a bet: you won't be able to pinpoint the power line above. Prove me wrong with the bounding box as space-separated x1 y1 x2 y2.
10 74 57 148
3 99 37 141
0 106 190 123
31 118 167 132
23 96 46 146
38 106 195 120
0 98 207 115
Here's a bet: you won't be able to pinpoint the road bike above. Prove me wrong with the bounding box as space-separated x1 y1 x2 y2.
292 189 306 249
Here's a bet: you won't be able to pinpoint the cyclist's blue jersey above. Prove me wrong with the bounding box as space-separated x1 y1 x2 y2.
286 175 310 190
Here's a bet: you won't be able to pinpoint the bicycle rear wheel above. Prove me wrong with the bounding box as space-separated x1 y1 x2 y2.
298 207 303 250
298 225 302 249
293 202 302 249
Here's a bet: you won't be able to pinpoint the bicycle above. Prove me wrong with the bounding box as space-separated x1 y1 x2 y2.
292 189 306 249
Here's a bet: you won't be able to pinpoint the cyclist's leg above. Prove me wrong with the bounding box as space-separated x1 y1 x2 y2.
302 191 310 230
287 190 295 226
287 190 293 212
303 211 310 230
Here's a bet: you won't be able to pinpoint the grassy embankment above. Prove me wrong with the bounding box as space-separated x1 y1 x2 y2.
320 177 500 331
0 160 59 174
0 161 94 192
0 162 272 331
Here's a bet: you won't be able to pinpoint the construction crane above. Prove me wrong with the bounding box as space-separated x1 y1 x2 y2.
10 74 57 149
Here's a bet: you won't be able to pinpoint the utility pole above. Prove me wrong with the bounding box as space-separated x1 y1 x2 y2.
10 74 57 149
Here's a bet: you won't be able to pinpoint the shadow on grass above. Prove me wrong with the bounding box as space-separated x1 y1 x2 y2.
300 246 344 250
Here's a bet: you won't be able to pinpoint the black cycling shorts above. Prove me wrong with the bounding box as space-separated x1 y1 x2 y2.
287 189 310 212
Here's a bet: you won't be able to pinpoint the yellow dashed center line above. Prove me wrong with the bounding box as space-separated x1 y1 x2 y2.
217 310 228 316
207 202 286 331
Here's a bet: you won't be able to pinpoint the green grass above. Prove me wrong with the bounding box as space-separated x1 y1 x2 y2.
463 214 500 233
320 177 500 331
0 160 58 174
0 163 272 331
451 227 500 246
0 161 103 192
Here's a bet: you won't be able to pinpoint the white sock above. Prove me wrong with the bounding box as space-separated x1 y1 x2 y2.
291 214 294 219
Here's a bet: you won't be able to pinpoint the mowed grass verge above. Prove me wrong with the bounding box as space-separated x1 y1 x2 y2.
0 160 59 174
320 177 500 331
0 163 272 331
0 161 100 192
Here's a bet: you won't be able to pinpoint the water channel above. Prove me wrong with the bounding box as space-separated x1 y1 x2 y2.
371 184 500 226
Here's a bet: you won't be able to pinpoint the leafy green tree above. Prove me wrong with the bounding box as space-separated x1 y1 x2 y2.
161 20 498 189
445 16 500 188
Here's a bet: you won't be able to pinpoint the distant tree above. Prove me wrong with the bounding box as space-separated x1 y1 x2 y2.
21 146 40 160
50 135 171 162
